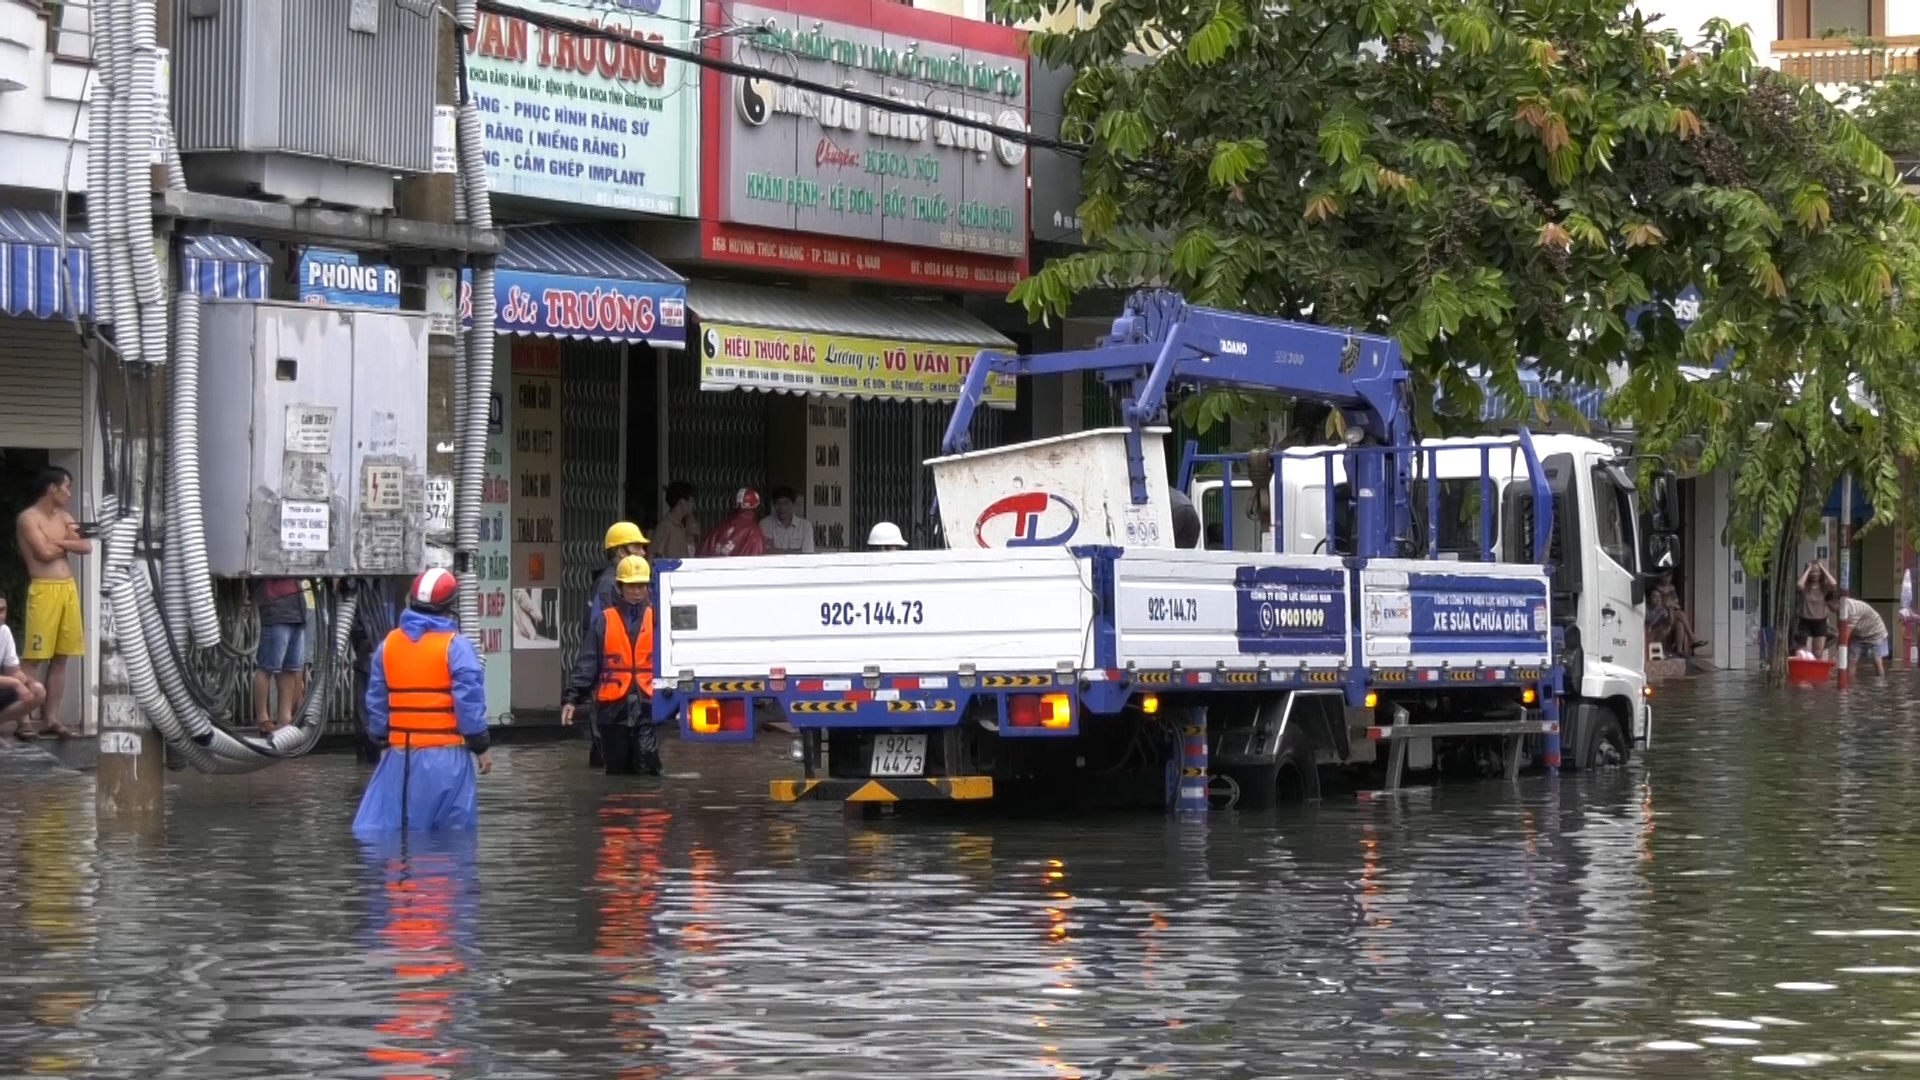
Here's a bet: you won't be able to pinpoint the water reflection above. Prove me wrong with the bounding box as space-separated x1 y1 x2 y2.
16 677 1920 1072
594 796 667 1080
362 832 479 1077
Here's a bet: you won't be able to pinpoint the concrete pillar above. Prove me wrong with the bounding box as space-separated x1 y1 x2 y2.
94 607 164 824
1691 469 1746 671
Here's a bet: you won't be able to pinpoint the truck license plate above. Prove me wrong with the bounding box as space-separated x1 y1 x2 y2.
871 734 927 777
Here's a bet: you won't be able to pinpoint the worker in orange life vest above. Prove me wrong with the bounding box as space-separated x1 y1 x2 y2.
562 555 660 776
353 568 493 836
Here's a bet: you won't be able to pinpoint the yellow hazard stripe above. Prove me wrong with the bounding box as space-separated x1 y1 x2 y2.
981 674 1052 688
770 779 820 803
886 700 957 713
769 776 994 803
791 701 859 713
699 679 766 692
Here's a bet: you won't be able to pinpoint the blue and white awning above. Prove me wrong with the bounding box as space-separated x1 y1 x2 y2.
489 224 687 349
181 234 271 299
0 208 88 319
0 208 271 321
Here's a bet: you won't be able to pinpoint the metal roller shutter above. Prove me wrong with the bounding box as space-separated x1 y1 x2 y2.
561 341 624 672
667 349 768 535
852 399 1009 551
0 318 85 449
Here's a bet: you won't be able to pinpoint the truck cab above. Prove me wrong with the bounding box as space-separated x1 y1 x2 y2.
1185 432 1664 767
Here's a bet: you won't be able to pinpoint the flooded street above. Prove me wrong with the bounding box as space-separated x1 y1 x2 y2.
6 675 1920 1077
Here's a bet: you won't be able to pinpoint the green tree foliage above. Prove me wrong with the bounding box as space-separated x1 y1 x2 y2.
1005 0 1920 666
1850 72 1920 159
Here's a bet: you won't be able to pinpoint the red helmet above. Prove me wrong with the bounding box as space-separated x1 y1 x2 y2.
408 567 459 613
734 487 761 511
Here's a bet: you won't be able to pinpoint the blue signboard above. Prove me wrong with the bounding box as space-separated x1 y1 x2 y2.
298 249 686 349
491 269 686 348
1400 572 1549 657
298 248 402 309
1233 565 1348 656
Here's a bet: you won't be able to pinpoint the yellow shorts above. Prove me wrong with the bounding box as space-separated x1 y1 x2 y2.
24 578 83 661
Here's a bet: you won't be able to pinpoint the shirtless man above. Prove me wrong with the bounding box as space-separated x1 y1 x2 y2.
16 466 89 738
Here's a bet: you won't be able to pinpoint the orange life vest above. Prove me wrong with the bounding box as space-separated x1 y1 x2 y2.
597 607 656 703
382 629 465 749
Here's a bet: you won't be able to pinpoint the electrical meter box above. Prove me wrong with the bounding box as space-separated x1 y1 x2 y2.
197 300 430 577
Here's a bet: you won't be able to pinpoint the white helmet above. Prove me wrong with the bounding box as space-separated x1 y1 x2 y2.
866 522 907 549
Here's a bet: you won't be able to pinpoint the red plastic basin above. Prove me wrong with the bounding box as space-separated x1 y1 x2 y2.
1786 657 1834 685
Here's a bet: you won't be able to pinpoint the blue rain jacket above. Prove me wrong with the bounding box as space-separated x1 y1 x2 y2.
353 610 490 837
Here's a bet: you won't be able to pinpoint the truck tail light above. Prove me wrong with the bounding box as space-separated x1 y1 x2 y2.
720 698 749 733
1040 693 1072 729
689 699 722 735
1008 694 1039 727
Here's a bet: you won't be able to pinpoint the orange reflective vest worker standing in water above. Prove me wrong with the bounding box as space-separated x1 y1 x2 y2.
354 568 494 835
563 555 660 776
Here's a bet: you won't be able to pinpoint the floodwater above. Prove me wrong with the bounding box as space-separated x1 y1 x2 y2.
6 677 1920 1078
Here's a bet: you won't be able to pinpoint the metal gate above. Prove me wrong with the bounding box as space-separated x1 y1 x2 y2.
667 349 769 540
851 399 1009 550
561 341 624 672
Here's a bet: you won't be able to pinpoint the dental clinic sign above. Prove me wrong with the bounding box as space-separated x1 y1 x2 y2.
719 2 1028 259
464 0 699 215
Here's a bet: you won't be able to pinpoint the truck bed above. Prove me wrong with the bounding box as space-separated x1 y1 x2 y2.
658 548 1550 692
656 549 1097 679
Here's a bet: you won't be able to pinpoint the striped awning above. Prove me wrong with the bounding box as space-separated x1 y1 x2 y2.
0 208 88 319
0 208 271 321
489 224 687 348
181 234 271 299
501 224 683 284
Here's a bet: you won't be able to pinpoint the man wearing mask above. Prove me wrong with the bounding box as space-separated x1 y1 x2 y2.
562 556 661 776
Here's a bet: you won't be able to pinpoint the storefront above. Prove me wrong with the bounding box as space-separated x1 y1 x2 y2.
637 0 1030 544
0 206 271 733
462 0 701 719
678 281 1015 549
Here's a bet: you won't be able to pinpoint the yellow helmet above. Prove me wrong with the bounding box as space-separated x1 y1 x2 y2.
604 521 648 550
614 554 652 584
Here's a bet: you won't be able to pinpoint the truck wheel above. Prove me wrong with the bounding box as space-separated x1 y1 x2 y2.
1220 719 1323 810
1574 706 1629 770
1273 719 1321 804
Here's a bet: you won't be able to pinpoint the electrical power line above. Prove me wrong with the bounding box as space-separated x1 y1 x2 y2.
474 0 1093 159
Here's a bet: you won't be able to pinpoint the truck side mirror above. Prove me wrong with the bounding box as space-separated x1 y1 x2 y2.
1646 532 1677 574
1649 469 1679 535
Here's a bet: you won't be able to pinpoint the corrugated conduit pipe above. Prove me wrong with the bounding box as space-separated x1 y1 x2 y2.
453 52 495 640
167 290 220 646
83 0 112 333
101 0 142 363
128 2 167 368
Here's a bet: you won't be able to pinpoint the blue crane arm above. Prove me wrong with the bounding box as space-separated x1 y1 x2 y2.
942 290 1413 458
941 292 1417 552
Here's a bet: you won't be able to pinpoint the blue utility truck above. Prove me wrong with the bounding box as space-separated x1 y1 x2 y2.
652 291 1672 808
